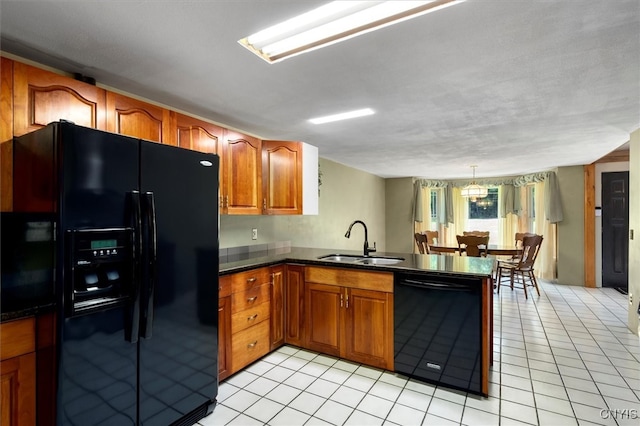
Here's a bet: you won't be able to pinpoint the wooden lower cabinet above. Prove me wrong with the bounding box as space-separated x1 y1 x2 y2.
284 265 305 347
305 283 341 357
270 265 285 350
218 295 232 382
0 317 36 426
222 268 272 378
304 267 394 370
219 264 394 379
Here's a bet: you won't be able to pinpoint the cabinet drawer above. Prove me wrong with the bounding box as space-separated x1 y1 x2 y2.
305 266 393 292
231 284 271 312
231 320 270 371
228 268 271 293
219 275 232 298
1 317 36 361
231 301 270 334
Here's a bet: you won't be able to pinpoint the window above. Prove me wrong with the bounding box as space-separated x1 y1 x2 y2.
468 188 498 219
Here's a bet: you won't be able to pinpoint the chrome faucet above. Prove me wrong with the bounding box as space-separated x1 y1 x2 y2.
344 220 376 256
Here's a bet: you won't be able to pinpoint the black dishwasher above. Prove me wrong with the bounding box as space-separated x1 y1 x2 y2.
394 272 483 395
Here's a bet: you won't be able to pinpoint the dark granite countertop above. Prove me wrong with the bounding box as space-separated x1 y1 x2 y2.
0 302 55 323
220 246 495 279
2 247 493 323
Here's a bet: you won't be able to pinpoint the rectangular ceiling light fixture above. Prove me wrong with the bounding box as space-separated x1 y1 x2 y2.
239 0 464 64
309 108 375 124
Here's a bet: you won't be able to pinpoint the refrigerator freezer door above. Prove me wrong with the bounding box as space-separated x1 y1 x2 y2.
57 123 140 425
138 141 219 425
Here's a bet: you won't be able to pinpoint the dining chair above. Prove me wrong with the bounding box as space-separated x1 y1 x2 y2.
423 230 439 245
463 230 490 238
414 233 430 254
456 235 489 257
496 234 544 299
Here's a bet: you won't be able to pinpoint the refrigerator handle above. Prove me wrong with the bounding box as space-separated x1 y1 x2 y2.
141 191 157 339
125 191 142 343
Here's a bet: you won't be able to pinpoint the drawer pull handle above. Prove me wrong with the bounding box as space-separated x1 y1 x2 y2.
247 341 258 349
248 314 258 321
247 296 258 302
247 277 257 283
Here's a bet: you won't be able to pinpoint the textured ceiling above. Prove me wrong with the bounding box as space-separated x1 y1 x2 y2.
1 0 638 179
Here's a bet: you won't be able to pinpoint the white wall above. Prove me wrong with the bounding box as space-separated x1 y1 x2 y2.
220 157 387 252
594 162 630 287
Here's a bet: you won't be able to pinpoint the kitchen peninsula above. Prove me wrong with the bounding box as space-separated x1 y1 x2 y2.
218 247 494 396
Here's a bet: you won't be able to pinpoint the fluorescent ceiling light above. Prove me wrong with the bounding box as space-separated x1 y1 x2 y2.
309 108 375 124
239 0 465 63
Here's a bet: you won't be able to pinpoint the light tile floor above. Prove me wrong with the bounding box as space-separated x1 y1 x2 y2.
197 281 640 425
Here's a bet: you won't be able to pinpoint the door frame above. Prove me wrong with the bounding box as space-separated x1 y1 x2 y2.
584 156 630 287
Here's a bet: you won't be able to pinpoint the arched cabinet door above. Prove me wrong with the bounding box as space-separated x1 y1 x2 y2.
13 62 106 136
262 141 302 215
175 113 223 154
106 92 174 145
221 130 262 215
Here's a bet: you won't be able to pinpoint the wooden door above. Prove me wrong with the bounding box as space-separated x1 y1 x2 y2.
175 113 223 154
602 171 629 289
304 283 341 357
284 265 305 347
221 130 261 214
270 265 285 350
13 62 107 136
0 353 36 426
343 288 393 370
218 296 232 381
106 92 175 145
262 141 302 215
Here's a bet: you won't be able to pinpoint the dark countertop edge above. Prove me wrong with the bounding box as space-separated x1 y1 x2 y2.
2 249 493 322
220 247 495 279
0 302 56 323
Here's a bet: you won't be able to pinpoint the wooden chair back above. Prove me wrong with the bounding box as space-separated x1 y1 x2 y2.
414 233 429 254
456 235 489 257
463 230 490 238
515 232 535 248
424 230 439 245
517 234 544 270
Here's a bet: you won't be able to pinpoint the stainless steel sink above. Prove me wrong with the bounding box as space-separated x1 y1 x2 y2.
317 254 362 262
318 254 405 265
355 257 404 265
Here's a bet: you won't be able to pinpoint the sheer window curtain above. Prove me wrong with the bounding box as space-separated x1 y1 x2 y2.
499 185 520 247
533 181 557 280
414 187 432 252
443 187 468 245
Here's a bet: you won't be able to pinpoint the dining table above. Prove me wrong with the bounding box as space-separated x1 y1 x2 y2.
429 243 522 257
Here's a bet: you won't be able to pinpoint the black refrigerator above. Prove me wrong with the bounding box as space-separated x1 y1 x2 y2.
13 121 219 425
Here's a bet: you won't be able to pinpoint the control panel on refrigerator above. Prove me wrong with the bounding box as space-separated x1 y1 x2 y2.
67 228 134 315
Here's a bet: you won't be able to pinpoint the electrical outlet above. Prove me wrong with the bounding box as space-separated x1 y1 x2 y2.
630 293 633 305
252 228 258 240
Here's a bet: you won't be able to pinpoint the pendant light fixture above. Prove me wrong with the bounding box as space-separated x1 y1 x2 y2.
461 165 488 202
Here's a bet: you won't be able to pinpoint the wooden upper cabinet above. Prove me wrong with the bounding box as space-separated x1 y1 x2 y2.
221 130 262 215
106 92 175 145
262 141 302 215
1 57 14 212
13 62 106 136
175 113 223 154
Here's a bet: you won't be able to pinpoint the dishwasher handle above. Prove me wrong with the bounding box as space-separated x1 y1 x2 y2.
398 278 476 292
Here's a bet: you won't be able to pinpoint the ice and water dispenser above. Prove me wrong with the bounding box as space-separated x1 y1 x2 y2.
67 228 134 315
